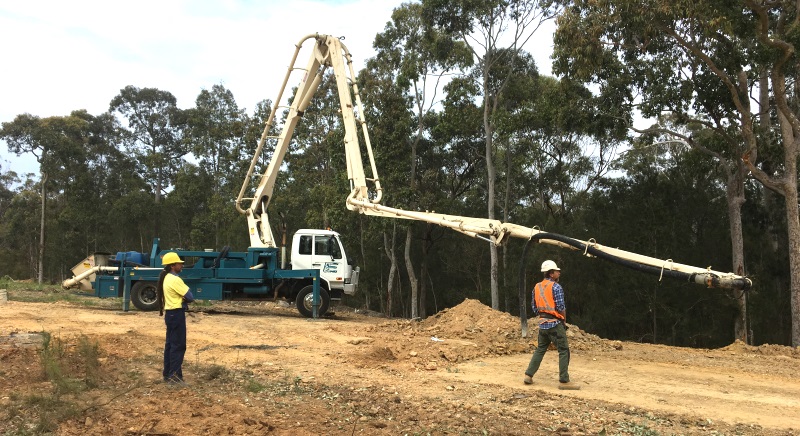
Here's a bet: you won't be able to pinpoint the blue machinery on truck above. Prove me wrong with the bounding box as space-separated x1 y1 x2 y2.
62 34 751 319
63 237 331 318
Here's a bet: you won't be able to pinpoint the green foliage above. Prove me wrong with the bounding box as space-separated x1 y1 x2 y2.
201 364 228 381
20 394 79 434
3 332 100 434
245 379 267 393
77 335 101 388
40 332 102 396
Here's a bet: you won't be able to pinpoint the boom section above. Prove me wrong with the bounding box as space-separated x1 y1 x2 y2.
345 198 752 291
235 34 382 248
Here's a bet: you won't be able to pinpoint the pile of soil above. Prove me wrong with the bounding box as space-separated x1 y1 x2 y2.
342 298 621 370
721 339 799 357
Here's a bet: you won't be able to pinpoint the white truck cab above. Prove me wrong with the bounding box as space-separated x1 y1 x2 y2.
291 229 359 297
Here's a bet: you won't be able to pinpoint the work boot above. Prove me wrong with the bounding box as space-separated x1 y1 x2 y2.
558 381 580 390
166 375 188 388
523 375 533 385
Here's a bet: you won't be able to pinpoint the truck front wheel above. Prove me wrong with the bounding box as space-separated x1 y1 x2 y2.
131 281 160 311
295 285 330 318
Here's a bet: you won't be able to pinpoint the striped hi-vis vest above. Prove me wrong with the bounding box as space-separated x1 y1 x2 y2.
533 280 565 324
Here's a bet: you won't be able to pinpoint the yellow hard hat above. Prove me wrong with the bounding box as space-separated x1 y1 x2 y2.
161 252 184 265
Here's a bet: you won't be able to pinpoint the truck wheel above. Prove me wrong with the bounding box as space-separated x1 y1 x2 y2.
131 281 160 311
295 285 330 318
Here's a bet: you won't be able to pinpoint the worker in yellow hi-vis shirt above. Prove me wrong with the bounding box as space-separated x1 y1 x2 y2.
157 252 194 386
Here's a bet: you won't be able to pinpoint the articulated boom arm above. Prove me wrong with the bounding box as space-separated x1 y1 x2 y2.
345 199 752 290
238 33 751 291
235 34 382 248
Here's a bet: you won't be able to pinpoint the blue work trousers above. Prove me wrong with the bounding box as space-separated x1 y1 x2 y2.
163 309 187 381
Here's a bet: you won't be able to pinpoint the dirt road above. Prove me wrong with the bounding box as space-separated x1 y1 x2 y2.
1 294 798 435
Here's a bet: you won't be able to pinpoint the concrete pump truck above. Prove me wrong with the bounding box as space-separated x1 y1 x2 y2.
63 34 751 318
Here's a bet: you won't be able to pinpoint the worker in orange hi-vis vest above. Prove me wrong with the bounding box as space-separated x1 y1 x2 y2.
523 260 580 390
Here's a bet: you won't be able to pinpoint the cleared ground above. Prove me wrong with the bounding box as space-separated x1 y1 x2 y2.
0 290 798 435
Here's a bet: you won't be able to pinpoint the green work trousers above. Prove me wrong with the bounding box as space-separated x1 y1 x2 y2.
525 322 571 383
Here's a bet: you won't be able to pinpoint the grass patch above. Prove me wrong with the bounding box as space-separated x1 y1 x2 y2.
77 335 101 388
2 332 105 435
0 275 60 291
22 394 80 433
0 276 105 306
201 364 228 381
246 379 267 393
40 332 101 396
10 289 99 305
0 277 111 308
613 421 661 435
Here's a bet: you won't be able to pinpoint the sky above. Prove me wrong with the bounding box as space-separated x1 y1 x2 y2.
0 0 556 177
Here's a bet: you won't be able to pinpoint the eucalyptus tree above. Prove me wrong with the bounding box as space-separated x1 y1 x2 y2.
421 0 559 310
161 162 214 249
46 110 139 267
552 0 800 345
0 166 15 217
184 84 247 248
81 111 151 252
0 176 40 279
371 1 472 318
0 167 22 277
110 86 187 236
0 112 89 283
512 76 623 219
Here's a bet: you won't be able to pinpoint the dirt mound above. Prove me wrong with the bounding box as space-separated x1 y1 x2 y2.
417 298 531 361
720 339 800 357
347 299 618 370
421 298 521 339
421 298 618 353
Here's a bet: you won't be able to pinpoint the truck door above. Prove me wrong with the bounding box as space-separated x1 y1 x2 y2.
294 233 349 288
313 234 344 282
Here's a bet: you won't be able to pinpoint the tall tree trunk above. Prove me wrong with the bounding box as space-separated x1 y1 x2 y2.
404 113 422 319
483 73 500 310
753 70 772 345
154 161 162 237
782 137 800 347
503 141 513 312
38 172 47 284
735 68 798 346
404 227 419 319
360 216 369 310
383 226 398 317
419 224 435 318
419 259 428 318
725 163 748 343
772 76 800 346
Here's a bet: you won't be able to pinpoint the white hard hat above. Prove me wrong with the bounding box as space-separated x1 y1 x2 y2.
541 260 560 272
